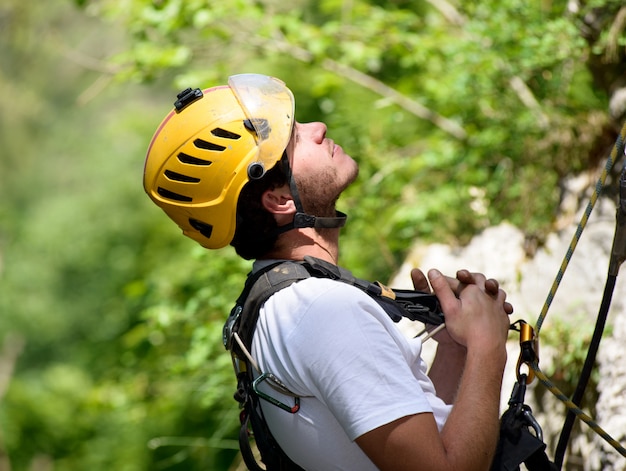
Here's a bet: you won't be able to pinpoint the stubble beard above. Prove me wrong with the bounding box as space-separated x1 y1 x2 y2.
295 164 358 218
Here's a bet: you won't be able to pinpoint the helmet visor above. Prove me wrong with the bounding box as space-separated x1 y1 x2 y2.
228 74 295 173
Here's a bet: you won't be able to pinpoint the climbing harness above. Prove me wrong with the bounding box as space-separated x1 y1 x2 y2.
491 372 557 471
223 256 445 471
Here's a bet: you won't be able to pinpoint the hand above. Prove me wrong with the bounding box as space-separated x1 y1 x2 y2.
426 269 511 351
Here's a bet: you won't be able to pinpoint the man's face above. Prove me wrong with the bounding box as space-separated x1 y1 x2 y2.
286 121 358 217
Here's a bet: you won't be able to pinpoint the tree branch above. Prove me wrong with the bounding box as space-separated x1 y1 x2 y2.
319 58 468 140
0 334 25 471
0 334 25 401
606 6 626 64
254 35 468 140
423 0 466 26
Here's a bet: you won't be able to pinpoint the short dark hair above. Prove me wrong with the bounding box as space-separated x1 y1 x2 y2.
230 163 288 260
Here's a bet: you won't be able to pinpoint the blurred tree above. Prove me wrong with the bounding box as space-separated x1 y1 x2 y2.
0 1 245 469
1 0 624 469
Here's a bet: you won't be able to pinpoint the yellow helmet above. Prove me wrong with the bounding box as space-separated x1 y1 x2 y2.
143 74 295 249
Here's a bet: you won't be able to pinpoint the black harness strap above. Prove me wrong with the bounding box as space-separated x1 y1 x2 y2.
300 256 444 325
225 255 444 357
492 410 555 471
491 376 557 471
237 261 312 350
225 261 313 471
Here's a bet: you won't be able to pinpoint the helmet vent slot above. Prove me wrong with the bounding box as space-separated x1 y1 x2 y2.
157 187 192 202
189 218 213 238
165 170 200 183
177 152 212 166
211 128 241 140
194 138 226 152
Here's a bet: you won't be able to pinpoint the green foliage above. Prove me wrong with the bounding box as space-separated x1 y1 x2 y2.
78 0 625 278
2 0 624 469
540 316 607 392
0 2 246 469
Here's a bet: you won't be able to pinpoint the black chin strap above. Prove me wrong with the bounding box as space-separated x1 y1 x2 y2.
275 153 348 235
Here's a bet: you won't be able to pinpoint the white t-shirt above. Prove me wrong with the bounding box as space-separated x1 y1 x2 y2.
251 270 452 471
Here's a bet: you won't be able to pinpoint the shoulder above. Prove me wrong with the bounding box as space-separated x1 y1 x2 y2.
268 276 381 319
260 277 403 357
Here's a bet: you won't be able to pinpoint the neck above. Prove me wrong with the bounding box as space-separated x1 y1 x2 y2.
262 227 340 264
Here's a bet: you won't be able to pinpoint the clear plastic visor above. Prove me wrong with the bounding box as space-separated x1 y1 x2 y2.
228 74 295 170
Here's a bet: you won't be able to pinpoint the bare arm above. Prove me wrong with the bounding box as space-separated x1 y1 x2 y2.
428 340 467 404
356 269 510 471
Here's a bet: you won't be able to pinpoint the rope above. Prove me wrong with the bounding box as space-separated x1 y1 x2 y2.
534 131 621 334
532 363 626 457
529 121 626 457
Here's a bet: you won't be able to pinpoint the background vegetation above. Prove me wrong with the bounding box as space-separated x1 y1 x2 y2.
0 0 624 469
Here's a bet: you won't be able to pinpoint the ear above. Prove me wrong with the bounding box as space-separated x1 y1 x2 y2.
261 185 296 217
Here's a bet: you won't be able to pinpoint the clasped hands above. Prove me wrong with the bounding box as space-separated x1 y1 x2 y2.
410 267 513 349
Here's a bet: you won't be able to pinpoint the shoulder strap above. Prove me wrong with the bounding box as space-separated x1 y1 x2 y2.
224 261 313 356
300 256 444 325
224 261 310 471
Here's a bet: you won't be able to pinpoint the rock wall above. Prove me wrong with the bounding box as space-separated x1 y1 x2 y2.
390 188 626 470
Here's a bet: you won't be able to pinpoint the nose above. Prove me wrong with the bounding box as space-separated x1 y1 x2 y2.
303 121 327 143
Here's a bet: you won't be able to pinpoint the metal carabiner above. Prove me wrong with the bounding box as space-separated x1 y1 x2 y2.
252 372 301 414
512 320 538 384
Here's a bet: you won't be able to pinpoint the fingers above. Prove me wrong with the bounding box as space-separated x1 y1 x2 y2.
416 267 514 315
453 269 514 315
427 269 458 312
484 277 514 314
410 268 431 293
455 269 474 285
484 278 499 296
456 270 489 292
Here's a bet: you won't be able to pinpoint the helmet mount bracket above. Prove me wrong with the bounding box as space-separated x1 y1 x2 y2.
174 88 203 112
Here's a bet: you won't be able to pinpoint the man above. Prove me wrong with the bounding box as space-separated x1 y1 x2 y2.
144 73 512 470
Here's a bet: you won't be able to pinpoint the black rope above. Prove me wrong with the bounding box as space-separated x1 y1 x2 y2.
553 274 617 468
